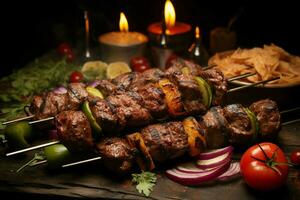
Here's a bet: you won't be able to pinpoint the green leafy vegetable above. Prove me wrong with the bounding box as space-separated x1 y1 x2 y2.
132 171 157 197
0 58 79 128
16 151 46 172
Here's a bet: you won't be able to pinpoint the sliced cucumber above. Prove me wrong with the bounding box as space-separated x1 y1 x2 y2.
82 101 102 140
194 76 212 108
86 86 104 99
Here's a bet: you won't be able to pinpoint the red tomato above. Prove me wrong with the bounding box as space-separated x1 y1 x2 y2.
57 42 72 56
69 71 83 83
130 56 151 72
240 142 289 191
290 149 300 165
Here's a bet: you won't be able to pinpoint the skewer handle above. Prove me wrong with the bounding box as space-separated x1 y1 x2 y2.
62 157 101 168
228 77 280 93
2 115 34 125
6 140 60 157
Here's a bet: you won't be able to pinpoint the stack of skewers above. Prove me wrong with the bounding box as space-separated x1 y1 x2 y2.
2 58 299 176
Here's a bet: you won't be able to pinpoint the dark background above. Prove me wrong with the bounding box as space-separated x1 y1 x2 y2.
1 0 299 77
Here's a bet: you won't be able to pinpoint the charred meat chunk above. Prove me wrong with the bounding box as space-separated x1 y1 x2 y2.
223 104 253 146
106 94 152 132
166 58 203 76
55 111 94 152
96 137 136 175
137 83 168 119
112 72 138 91
67 83 88 110
31 92 69 120
141 122 188 162
94 79 117 97
249 99 281 140
201 106 229 149
90 99 118 135
199 68 227 106
166 71 206 115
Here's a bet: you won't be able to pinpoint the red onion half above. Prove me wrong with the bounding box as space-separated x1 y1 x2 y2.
197 146 234 160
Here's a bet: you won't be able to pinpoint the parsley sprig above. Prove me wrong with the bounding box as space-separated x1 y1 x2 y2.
132 171 157 197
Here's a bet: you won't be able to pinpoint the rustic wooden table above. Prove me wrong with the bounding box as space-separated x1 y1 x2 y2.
0 55 299 199
0 111 299 200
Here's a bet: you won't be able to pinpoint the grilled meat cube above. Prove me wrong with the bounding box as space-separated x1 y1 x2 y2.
31 92 69 120
249 99 281 140
112 72 138 91
166 71 206 115
94 79 117 97
199 68 227 106
166 58 203 76
55 111 94 152
67 83 88 110
141 122 188 162
223 104 253 146
106 94 152 132
130 68 165 91
136 83 168 119
96 137 136 175
90 99 118 135
201 106 228 149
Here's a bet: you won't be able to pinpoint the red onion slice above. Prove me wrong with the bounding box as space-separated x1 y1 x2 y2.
217 162 240 181
176 162 219 174
196 152 232 169
166 161 231 186
197 146 234 160
53 86 67 94
88 80 101 88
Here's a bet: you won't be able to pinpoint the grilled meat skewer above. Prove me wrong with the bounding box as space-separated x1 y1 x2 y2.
52 99 280 174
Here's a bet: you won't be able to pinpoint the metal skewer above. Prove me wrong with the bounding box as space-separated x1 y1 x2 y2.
282 119 300 126
227 72 257 82
28 116 54 125
62 157 101 168
6 140 60 157
227 77 280 93
280 107 300 115
2 115 34 125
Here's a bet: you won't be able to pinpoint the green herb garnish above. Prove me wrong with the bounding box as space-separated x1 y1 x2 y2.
132 171 157 197
16 151 46 173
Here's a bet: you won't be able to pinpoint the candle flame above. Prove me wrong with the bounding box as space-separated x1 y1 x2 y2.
164 0 176 29
195 26 200 39
119 12 129 32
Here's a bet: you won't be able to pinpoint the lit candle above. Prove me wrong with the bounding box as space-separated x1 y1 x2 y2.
147 0 192 51
98 12 148 64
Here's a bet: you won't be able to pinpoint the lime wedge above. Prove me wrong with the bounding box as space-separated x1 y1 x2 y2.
106 62 132 79
81 60 108 81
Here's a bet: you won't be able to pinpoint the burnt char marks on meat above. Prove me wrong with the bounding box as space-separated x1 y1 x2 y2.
141 122 188 162
31 92 69 120
249 99 281 140
166 70 206 115
67 83 88 110
94 79 117 97
166 58 203 76
90 99 118 135
201 106 228 149
55 111 94 152
223 104 253 146
106 93 152 132
96 137 136 175
112 72 138 91
137 83 168 119
199 68 227 106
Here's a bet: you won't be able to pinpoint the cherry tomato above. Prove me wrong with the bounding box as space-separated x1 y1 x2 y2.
130 56 151 72
240 142 289 191
69 71 83 83
57 42 72 56
290 149 300 165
